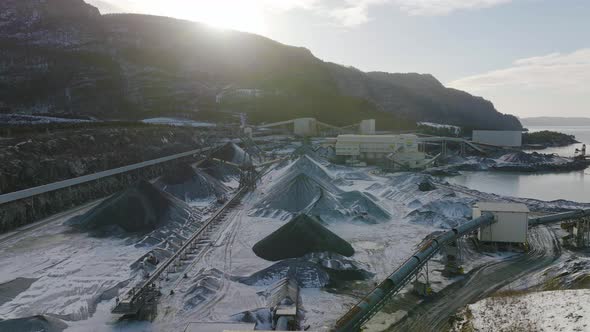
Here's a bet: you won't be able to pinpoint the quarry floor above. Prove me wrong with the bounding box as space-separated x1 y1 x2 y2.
1 142 590 332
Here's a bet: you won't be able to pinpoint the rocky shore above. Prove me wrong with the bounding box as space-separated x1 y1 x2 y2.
522 130 579 149
429 150 589 176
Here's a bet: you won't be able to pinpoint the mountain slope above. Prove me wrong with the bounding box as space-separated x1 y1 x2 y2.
0 0 521 130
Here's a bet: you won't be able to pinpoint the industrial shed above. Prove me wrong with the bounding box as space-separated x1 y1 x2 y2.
474 202 530 244
472 130 522 147
334 134 430 169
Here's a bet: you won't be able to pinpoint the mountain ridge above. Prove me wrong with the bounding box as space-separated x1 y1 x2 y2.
0 0 521 130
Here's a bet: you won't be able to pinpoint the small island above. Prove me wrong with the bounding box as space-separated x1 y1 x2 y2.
522 130 579 149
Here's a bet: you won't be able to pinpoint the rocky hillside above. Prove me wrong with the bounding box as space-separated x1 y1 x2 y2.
0 0 521 130
0 124 204 194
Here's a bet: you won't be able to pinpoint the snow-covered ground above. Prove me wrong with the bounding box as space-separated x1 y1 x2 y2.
148 160 441 330
452 289 590 332
0 201 145 325
1 142 589 331
0 114 94 124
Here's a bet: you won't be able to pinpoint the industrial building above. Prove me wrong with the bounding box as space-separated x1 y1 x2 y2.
359 119 376 135
334 134 431 169
472 130 522 147
474 202 530 244
293 118 318 137
253 118 376 137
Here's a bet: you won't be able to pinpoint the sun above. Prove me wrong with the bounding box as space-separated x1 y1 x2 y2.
154 0 268 35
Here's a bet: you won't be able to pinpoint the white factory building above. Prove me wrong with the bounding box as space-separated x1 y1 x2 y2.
474 202 530 244
293 118 318 137
472 130 522 147
358 119 376 135
334 134 431 170
254 118 376 137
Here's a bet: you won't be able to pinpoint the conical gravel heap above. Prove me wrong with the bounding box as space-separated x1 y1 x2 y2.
253 214 354 261
211 142 252 165
154 164 229 202
69 180 190 233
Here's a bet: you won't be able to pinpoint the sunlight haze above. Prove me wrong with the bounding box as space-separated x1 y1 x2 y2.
91 0 590 117
2 1 590 331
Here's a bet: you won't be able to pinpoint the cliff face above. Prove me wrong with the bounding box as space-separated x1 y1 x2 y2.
327 65 521 130
0 0 103 47
0 0 522 130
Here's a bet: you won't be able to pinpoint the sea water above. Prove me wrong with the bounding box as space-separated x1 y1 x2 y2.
445 126 590 203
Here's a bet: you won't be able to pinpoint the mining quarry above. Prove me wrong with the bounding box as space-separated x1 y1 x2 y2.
1 120 590 332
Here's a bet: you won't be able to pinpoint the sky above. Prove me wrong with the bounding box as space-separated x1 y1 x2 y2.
87 0 590 119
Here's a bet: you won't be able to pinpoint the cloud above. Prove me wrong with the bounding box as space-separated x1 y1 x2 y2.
88 0 322 14
393 0 514 16
327 0 390 27
262 0 321 11
448 49 590 117
448 49 590 92
324 0 516 25
88 0 516 29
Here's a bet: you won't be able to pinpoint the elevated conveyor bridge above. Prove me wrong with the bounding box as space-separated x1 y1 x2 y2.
333 208 590 332
112 156 283 316
112 186 248 315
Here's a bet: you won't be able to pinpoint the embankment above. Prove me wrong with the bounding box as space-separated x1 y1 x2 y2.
0 156 203 233
0 125 217 233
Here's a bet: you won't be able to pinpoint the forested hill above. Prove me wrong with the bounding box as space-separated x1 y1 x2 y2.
0 0 522 130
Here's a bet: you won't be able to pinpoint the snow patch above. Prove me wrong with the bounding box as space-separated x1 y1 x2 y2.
454 290 590 332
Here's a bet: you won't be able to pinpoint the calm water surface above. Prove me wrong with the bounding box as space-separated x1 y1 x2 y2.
445 126 590 203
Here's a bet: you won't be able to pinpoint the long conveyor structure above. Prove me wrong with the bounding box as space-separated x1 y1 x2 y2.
112 187 248 315
334 208 590 332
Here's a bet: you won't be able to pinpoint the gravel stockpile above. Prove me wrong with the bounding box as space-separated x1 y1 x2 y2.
155 164 229 202
0 315 68 332
68 180 190 234
252 214 354 261
211 142 252 165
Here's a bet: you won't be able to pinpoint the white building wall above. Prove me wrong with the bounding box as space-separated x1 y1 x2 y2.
472 130 522 147
359 119 376 135
293 118 317 137
475 206 529 243
335 134 427 167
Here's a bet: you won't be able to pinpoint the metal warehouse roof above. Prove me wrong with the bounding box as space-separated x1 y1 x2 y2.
475 202 530 213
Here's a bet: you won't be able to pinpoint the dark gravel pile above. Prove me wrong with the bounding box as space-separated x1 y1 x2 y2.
0 315 68 332
252 214 354 261
154 164 229 202
68 180 190 234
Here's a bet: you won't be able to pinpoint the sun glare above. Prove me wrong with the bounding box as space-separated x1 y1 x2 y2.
146 0 267 34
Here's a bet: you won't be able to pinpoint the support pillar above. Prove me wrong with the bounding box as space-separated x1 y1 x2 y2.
443 240 464 275
561 217 590 248
413 261 432 297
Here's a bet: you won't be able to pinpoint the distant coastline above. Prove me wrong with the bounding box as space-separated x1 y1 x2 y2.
521 117 590 127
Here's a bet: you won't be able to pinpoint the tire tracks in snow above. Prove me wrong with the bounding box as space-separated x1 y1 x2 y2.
167 199 246 321
389 226 561 332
